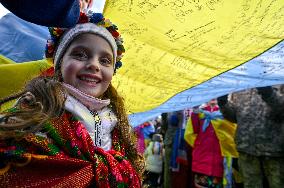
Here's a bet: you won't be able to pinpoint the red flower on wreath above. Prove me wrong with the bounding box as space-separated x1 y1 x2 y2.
41 67 55 77
79 12 89 23
110 30 119 38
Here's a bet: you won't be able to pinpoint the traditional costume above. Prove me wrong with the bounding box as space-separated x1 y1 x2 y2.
0 11 141 188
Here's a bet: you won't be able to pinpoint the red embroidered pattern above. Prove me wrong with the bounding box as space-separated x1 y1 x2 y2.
0 112 141 188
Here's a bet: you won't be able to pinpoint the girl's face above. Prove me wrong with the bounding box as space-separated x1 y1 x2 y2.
61 33 114 98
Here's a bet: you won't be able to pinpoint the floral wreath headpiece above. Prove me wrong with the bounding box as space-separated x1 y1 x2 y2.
45 11 125 73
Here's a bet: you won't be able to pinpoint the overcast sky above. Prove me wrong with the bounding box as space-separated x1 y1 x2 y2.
0 4 10 18
90 0 105 13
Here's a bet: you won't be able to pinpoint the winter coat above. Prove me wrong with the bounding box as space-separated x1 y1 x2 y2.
144 141 164 173
191 106 224 177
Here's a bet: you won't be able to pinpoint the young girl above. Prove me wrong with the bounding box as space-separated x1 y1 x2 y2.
0 11 144 187
189 99 224 188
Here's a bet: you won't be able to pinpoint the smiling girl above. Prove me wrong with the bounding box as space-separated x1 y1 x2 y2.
0 11 144 187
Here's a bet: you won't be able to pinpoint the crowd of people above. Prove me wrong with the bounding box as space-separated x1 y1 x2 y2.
136 85 284 188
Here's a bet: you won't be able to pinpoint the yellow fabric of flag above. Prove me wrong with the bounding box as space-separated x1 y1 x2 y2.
184 112 238 157
184 117 197 147
104 0 284 113
0 55 51 99
211 119 239 158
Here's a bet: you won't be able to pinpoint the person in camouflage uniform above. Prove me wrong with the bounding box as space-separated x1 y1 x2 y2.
217 85 284 188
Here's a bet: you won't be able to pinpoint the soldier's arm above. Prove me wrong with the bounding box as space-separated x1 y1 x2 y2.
257 86 275 105
257 85 284 109
217 94 237 123
258 85 284 122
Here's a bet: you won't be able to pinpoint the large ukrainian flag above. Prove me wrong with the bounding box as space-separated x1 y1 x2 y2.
1 0 284 114
104 0 284 113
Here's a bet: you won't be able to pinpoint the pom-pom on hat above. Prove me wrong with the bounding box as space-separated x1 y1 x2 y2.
45 11 125 73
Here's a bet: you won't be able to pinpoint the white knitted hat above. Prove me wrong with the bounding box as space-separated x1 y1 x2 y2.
54 23 117 70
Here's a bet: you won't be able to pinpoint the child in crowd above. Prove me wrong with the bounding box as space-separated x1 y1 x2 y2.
0 11 144 187
189 99 224 188
144 133 164 188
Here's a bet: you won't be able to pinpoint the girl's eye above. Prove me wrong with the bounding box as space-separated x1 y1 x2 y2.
72 51 88 60
100 58 112 66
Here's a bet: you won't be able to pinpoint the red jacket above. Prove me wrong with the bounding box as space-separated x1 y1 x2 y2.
191 105 224 177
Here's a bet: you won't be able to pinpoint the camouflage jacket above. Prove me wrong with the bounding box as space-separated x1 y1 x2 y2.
218 85 284 157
